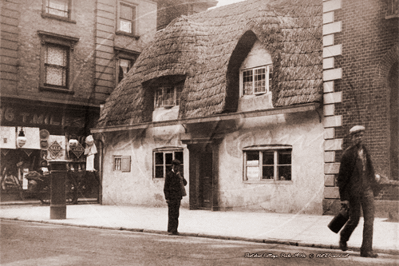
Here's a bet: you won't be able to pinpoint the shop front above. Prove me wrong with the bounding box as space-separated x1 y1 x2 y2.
0 98 101 203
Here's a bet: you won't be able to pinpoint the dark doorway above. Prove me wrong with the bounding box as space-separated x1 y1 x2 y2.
198 152 212 209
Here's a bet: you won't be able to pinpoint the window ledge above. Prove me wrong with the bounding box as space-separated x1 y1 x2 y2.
243 180 293 184
385 14 399 19
40 86 75 94
115 31 140 40
41 13 76 24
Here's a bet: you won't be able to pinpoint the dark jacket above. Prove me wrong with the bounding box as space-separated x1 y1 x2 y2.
337 144 377 201
164 169 187 200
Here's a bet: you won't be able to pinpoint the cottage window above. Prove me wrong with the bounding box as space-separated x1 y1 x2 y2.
117 2 137 36
154 82 183 108
38 31 78 93
243 146 292 182
114 155 131 172
153 148 183 179
241 65 272 96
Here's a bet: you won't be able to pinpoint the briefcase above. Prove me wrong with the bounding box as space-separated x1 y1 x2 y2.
328 207 349 234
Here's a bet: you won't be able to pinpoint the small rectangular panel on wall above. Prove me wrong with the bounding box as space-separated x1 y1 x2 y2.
324 175 335 187
324 187 339 199
323 115 342 128
323 0 342 13
324 139 343 151
324 91 342 104
324 162 340 174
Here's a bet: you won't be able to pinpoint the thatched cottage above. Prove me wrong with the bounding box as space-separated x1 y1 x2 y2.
93 0 325 214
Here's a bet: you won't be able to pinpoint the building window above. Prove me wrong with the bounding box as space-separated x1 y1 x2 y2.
118 58 132 83
114 155 131 172
45 0 70 17
153 148 183 179
243 146 292 182
38 31 79 93
154 81 183 108
241 65 272 96
118 2 136 35
44 44 68 87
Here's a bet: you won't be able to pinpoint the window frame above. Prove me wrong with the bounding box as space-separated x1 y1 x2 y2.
116 1 139 38
386 0 399 19
243 146 292 183
113 155 131 172
114 47 139 84
41 0 76 23
152 147 184 180
38 31 79 94
239 65 272 97
154 81 184 108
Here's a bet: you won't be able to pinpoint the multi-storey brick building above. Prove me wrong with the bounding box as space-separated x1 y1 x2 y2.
321 0 398 216
0 0 157 201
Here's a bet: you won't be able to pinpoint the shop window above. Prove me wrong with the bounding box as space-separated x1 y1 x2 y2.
154 81 183 108
38 31 78 93
241 65 272 96
243 146 292 182
153 148 183 179
114 155 131 172
117 2 138 37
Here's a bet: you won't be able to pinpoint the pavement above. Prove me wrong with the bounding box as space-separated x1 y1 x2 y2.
1 203 398 255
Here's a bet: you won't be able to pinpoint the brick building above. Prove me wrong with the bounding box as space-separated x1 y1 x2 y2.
0 0 157 201
321 0 398 215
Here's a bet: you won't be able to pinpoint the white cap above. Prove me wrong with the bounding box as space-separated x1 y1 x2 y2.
349 125 365 134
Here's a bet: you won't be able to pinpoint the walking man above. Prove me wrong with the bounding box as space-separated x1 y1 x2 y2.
164 159 187 235
337 125 379 258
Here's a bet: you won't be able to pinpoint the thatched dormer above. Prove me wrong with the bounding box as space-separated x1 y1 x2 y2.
98 0 323 127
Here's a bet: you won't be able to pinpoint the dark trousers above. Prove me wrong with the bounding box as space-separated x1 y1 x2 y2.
167 199 181 233
340 188 375 252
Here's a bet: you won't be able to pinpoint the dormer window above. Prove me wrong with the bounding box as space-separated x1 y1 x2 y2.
154 81 183 108
241 65 272 96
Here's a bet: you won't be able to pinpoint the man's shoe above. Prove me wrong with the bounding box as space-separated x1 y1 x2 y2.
360 251 378 258
168 231 179 235
339 240 348 251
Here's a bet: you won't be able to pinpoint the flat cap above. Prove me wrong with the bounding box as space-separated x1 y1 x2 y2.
349 125 365 134
171 159 181 165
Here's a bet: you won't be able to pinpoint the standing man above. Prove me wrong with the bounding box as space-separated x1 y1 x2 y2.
164 159 187 235
337 125 380 258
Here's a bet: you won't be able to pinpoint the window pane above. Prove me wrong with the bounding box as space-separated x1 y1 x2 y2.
163 87 174 106
120 20 132 33
155 152 163 165
46 66 66 86
174 151 183 164
46 46 67 66
175 82 183 106
243 70 253 95
254 68 266 93
278 166 291 180
262 151 274 165
47 0 69 17
268 66 272 90
120 5 133 20
155 166 164 178
155 88 163 107
246 151 259 161
246 151 259 180
278 150 291 165
165 153 173 165
262 166 274 179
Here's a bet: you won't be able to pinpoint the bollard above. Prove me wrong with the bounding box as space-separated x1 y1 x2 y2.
49 160 68 219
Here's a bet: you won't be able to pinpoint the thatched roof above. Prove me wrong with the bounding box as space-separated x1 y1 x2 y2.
98 0 323 127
